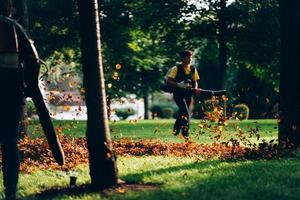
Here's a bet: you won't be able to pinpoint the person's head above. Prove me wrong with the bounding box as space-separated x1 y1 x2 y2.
179 49 193 66
0 0 13 17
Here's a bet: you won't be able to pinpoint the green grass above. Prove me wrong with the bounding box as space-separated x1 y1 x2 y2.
1 119 296 199
27 119 278 143
1 156 300 199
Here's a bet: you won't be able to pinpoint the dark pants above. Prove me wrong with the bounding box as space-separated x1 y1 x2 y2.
0 68 23 199
173 91 192 137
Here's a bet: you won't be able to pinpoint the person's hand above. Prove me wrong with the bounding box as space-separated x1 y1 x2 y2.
177 81 189 89
194 88 201 96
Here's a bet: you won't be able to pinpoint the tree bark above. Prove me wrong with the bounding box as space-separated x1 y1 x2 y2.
216 0 227 90
279 0 300 146
15 0 30 137
78 0 118 189
143 94 150 119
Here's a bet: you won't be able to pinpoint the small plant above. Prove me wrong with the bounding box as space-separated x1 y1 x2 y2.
115 107 136 120
232 104 250 120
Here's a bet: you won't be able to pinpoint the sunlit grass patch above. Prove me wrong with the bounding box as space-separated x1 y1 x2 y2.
27 119 278 144
1 156 300 200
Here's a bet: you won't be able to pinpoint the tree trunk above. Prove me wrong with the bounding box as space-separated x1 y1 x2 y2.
15 0 30 137
19 0 29 30
106 94 111 120
77 0 118 189
216 0 227 90
143 94 150 119
278 0 300 146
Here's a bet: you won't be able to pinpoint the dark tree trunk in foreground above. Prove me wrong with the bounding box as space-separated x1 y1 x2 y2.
279 0 300 146
14 0 30 137
78 0 118 189
143 94 150 119
216 0 228 90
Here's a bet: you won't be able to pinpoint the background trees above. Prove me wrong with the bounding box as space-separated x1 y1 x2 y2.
24 0 280 120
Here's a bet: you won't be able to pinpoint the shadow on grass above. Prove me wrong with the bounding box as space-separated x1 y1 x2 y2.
123 159 219 183
21 158 300 200
120 159 300 200
21 182 161 200
22 184 94 200
20 161 213 200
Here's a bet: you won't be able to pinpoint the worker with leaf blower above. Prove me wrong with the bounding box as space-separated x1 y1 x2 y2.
161 49 226 139
163 50 200 139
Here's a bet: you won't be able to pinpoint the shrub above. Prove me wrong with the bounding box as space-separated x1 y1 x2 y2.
232 104 250 120
161 107 174 119
115 107 136 120
150 103 177 119
26 99 37 117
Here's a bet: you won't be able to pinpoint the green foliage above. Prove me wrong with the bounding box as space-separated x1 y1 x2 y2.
232 104 250 120
161 107 175 119
26 0 281 113
227 66 278 119
230 0 280 91
115 107 137 120
150 103 177 119
44 48 82 82
26 99 36 117
28 0 80 57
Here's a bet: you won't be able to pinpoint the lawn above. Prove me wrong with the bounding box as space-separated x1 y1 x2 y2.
1 119 289 199
1 156 300 199
27 119 278 143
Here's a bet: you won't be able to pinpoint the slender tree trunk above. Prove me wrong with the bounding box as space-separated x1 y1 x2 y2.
278 0 300 146
19 0 29 30
20 0 29 137
216 0 227 90
143 94 150 119
106 94 111 119
78 0 118 189
11 0 30 137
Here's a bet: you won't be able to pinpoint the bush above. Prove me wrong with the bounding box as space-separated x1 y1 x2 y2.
26 99 37 117
115 107 136 120
150 103 177 119
161 107 174 119
232 104 250 120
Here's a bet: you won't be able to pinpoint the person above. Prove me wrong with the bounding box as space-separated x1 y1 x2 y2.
0 1 23 199
1 1 65 199
166 50 200 139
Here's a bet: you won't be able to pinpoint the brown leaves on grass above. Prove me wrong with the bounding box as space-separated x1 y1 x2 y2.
0 134 294 174
0 135 247 173
18 135 88 173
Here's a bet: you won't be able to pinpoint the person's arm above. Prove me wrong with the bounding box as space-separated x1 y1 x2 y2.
193 69 201 96
166 77 188 88
166 77 178 87
193 80 198 89
193 68 200 89
166 66 188 88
